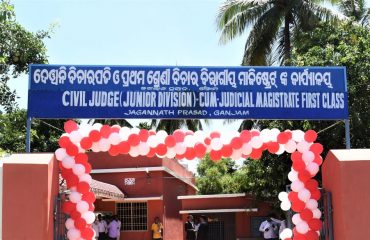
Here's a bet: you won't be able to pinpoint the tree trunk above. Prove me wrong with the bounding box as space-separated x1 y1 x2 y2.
284 14 291 66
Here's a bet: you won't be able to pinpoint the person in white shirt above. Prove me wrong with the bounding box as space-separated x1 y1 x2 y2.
259 218 278 240
92 219 100 240
115 215 121 240
97 214 108 240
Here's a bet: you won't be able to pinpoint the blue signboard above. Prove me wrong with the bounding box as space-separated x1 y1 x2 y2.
27 65 348 120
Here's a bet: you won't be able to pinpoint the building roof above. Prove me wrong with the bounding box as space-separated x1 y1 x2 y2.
59 176 125 200
328 149 370 161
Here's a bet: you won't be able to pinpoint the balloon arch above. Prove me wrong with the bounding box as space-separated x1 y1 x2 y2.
55 120 324 240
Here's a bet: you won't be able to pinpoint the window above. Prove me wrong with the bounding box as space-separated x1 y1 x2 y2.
117 202 147 231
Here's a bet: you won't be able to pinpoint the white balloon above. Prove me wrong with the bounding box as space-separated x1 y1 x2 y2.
279 228 293 239
241 143 253 155
312 208 322 219
250 136 263 149
79 174 92 184
91 142 101 152
76 200 89 213
298 188 311 202
72 164 86 176
270 128 280 142
55 148 67 161
147 135 159 148
184 135 196 148
62 157 75 169
65 218 75 230
260 129 271 143
280 201 291 211
130 127 140 134
138 142 150 156
307 162 319 175
81 211 96 224
175 143 186 155
119 127 131 141
69 131 83 144
166 147 176 158
108 132 121 145
69 191 81 203
194 131 206 143
210 138 223 151
78 123 92 137
292 130 305 142
278 192 289 202
156 130 168 144
275 144 285 155
292 213 303 225
129 146 140 157
288 170 298 182
67 228 81 240
296 221 309 234
297 141 310 153
92 123 103 131
221 132 233 145
230 148 242 160
99 138 111 152
306 199 319 210
285 140 297 153
291 180 304 192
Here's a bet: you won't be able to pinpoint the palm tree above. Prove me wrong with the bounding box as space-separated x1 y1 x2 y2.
150 119 207 134
217 0 343 65
339 0 370 25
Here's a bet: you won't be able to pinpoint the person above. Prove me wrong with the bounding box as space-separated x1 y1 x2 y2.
115 215 121 240
151 217 163 240
97 214 107 240
184 215 196 240
92 218 100 240
196 215 208 240
259 217 279 240
107 215 120 240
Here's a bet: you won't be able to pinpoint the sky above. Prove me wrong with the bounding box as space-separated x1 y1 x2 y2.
9 0 249 171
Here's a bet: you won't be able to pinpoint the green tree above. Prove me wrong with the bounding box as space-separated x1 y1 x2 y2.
216 0 340 65
0 0 50 112
150 119 206 134
339 0 370 23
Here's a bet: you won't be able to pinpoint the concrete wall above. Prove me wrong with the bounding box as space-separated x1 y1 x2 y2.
322 149 370 240
2 153 59 240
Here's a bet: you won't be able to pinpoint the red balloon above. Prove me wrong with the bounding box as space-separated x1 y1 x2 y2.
80 137 92 150
70 210 81 220
118 141 130 154
59 136 71 148
210 131 221 139
100 125 111 138
62 201 76 214
250 130 260 137
288 191 299 202
305 179 319 191
156 144 167 156
292 159 306 171
89 130 101 142
108 144 120 156
305 230 319 240
293 233 307 240
82 162 92 174
128 134 140 146
210 150 222 161
185 148 196 160
147 148 156 158
75 153 88 164
204 137 211 145
221 145 233 158
311 189 321 201
111 125 120 133
240 130 252 143
74 217 87 230
301 208 313 221
89 203 95 211
304 130 318 142
231 137 243 149
81 227 95 239
313 155 323 166
194 143 207 158
82 192 96 203
277 132 291 144
66 143 79 156
138 129 149 142
267 142 280 153
298 170 312 183
310 143 323 155
77 182 90 194
250 149 262 160
291 151 303 162
173 130 185 142
176 153 185 160
291 199 306 212
148 130 156 136
64 120 78 133
165 135 176 148
308 219 322 231
66 174 79 188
